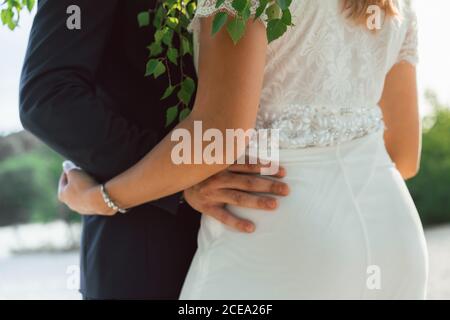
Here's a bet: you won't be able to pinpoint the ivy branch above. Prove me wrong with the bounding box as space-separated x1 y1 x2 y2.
0 0 293 127
140 0 293 127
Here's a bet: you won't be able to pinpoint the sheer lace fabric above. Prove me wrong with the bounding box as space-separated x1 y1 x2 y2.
189 0 418 149
189 0 268 28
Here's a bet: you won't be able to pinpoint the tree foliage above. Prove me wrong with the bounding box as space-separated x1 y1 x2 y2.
407 91 450 225
0 0 34 30
0 143 76 226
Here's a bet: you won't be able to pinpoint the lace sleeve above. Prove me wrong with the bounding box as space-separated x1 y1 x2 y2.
396 4 419 65
188 0 267 33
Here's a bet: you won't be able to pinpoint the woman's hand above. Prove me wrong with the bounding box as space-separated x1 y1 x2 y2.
58 161 115 216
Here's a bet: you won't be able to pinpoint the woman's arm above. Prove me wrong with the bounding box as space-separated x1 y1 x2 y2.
379 62 421 180
85 17 268 213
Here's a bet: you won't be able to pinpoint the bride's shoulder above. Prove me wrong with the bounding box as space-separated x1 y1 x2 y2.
189 0 268 33
395 0 418 36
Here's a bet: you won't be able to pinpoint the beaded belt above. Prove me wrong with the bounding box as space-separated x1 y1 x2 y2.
255 104 384 149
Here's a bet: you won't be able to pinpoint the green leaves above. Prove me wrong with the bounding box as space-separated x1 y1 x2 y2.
232 0 251 13
137 11 150 27
1 0 35 30
276 0 292 11
166 106 191 127
167 47 179 65
263 0 293 42
161 86 175 100
181 35 192 55
141 1 199 127
2 1 293 129
267 17 287 42
255 0 269 19
3 1 293 129
226 17 246 44
210 0 294 44
212 12 228 35
179 108 191 121
24 0 34 11
166 105 179 127
139 1 293 127
177 77 196 105
163 76 195 126
215 0 226 8
145 59 166 78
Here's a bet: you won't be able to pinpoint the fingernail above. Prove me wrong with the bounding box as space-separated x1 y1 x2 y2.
280 185 290 196
246 224 255 233
63 160 79 173
272 166 283 177
266 199 278 209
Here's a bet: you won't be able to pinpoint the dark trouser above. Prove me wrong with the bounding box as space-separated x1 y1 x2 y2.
79 203 201 300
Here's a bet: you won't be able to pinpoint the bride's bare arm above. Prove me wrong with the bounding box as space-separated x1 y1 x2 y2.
86 17 268 212
379 62 421 180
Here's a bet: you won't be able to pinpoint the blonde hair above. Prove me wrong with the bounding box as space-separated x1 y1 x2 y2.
343 0 399 24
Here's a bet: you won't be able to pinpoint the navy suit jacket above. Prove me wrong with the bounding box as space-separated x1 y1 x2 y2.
19 0 200 299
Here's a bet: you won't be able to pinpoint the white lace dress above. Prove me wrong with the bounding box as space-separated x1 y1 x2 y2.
180 0 428 299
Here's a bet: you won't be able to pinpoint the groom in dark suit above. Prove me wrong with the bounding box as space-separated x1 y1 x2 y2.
19 0 289 299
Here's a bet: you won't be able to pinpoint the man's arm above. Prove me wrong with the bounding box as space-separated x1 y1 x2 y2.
19 0 180 212
20 0 148 179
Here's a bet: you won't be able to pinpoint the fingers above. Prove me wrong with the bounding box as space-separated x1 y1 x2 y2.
228 161 286 178
57 172 68 202
58 161 80 204
213 172 290 196
64 168 82 181
62 160 85 182
215 190 278 210
208 206 255 233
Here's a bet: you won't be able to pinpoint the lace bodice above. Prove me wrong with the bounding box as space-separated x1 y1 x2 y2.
189 0 418 149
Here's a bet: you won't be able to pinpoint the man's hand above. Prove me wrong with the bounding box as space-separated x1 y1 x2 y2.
183 163 290 233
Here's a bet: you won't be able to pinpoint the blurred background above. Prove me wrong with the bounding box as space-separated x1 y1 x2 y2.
1 0 449 300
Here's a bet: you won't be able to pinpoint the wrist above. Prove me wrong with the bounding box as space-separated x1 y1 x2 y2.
87 185 116 215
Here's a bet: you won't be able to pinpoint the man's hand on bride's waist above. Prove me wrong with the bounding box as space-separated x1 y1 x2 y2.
183 162 290 234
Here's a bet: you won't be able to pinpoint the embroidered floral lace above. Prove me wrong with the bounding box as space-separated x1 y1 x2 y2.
189 0 418 149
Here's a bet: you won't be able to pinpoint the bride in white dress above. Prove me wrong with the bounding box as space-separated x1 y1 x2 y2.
180 0 428 299
59 0 428 299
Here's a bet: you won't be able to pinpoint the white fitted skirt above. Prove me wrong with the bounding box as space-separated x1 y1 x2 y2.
180 129 428 300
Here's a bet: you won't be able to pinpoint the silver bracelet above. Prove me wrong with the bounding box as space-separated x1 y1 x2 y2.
100 184 128 214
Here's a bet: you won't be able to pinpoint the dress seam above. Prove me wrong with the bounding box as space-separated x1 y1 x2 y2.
336 144 373 299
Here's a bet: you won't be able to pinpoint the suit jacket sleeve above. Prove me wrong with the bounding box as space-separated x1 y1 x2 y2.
19 0 180 214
